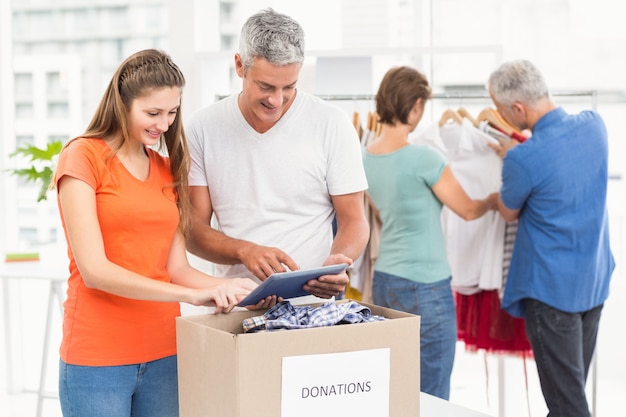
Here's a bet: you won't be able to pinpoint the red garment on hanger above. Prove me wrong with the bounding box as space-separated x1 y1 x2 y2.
455 289 532 356
489 124 528 143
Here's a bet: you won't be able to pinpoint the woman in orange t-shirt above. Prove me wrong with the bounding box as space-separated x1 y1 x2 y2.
53 49 270 417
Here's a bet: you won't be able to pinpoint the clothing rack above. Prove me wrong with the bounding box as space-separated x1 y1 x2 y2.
316 90 598 110
319 89 601 417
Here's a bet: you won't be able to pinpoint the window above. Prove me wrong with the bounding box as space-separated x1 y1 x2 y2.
15 103 34 119
220 2 234 20
14 73 33 97
68 8 97 34
19 228 38 246
101 7 128 32
48 135 69 144
16 135 35 148
140 5 164 29
49 228 58 243
47 102 69 119
221 35 234 50
46 71 68 98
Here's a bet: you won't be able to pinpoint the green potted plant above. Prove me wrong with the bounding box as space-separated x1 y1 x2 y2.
4 140 64 262
8 140 63 202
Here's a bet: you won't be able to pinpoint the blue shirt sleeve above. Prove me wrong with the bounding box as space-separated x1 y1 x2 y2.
500 155 532 210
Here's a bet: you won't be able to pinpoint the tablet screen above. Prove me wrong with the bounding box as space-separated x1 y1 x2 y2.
237 263 349 307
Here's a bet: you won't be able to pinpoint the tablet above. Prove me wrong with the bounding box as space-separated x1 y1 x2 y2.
237 263 349 307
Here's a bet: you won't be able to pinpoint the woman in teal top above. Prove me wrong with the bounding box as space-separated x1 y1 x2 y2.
362 66 497 400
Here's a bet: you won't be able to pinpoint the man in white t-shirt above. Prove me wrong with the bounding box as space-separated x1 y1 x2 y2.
185 8 369 306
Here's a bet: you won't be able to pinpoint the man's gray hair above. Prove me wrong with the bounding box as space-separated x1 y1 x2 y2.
488 60 550 106
239 8 305 69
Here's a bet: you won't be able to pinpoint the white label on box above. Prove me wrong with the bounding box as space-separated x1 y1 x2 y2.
281 348 390 417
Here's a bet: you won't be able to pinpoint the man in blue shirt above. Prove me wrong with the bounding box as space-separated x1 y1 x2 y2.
488 60 615 417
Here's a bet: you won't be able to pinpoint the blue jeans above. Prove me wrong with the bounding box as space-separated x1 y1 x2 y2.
59 355 179 417
372 271 457 400
524 299 603 417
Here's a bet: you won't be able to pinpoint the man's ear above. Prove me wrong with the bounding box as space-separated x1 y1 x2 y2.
234 54 245 78
512 102 525 116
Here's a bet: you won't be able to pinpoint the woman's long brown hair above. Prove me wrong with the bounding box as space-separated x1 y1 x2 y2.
65 49 191 235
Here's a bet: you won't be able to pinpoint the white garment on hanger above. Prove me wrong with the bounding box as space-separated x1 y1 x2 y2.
349 126 379 295
411 119 505 294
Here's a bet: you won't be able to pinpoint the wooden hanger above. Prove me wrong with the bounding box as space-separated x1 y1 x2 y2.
438 108 463 127
361 112 382 145
375 117 383 137
367 112 381 136
457 107 478 127
477 107 527 141
353 111 363 138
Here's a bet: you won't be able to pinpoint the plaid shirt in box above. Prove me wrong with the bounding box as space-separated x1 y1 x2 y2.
243 301 386 333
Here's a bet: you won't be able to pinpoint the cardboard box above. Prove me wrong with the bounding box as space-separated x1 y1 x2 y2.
176 300 420 417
